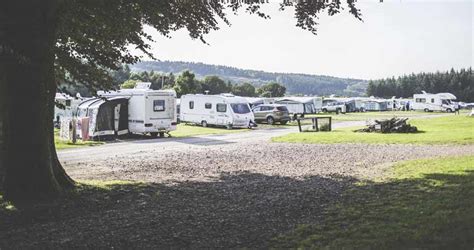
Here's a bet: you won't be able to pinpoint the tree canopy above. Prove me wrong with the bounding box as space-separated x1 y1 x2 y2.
258 82 287 97
0 0 363 200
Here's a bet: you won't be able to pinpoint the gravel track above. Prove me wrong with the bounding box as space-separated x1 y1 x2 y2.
51 140 474 248
67 141 473 183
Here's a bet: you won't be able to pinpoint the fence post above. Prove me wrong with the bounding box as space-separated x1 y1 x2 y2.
329 117 332 131
297 118 302 132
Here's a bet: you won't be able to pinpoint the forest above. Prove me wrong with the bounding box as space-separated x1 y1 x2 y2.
366 68 473 102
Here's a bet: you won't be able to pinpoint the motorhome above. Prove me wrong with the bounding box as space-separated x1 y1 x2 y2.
180 94 255 129
411 92 457 112
96 83 178 137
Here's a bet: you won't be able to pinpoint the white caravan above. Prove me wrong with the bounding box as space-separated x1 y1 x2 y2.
180 94 255 129
411 92 457 112
275 96 323 114
97 83 177 137
54 93 85 125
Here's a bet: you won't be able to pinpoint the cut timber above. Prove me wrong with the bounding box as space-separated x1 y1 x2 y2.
354 117 418 133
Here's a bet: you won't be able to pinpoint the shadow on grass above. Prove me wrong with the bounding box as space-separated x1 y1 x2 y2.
0 170 473 248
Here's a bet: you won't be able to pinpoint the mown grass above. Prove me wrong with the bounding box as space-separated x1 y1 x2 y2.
271 155 474 249
272 115 474 145
305 110 462 121
169 123 250 137
261 110 448 127
54 129 103 150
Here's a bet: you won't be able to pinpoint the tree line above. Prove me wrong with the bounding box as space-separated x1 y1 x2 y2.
366 68 473 102
117 68 287 98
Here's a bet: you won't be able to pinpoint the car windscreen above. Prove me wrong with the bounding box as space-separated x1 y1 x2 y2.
230 103 251 114
276 106 288 112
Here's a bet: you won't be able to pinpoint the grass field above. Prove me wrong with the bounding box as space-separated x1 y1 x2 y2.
169 123 250 137
262 110 452 127
273 115 474 145
271 155 474 249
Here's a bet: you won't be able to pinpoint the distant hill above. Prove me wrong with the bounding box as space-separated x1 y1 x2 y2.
130 61 368 96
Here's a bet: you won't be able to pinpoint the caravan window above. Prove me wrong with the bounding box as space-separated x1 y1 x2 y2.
205 103 212 109
231 103 251 114
153 100 165 112
189 101 194 109
415 98 426 103
216 103 227 112
431 98 435 103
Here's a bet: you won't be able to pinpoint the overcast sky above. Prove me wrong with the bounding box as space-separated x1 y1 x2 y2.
135 0 472 80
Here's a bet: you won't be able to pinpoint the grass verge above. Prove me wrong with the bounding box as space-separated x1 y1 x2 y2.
272 115 474 145
271 155 474 249
169 123 250 137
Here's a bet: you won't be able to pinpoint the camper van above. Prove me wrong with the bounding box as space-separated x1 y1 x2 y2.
96 85 177 137
180 94 255 129
411 92 457 112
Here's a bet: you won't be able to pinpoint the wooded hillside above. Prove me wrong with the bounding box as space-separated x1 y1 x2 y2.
130 61 368 96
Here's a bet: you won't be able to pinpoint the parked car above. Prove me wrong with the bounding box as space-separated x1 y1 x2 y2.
322 101 346 113
252 104 290 125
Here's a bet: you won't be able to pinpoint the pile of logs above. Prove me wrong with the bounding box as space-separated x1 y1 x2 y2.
355 117 418 133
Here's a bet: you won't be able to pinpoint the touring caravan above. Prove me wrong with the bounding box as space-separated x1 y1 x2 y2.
97 85 178 137
180 94 255 129
411 92 457 112
275 96 323 114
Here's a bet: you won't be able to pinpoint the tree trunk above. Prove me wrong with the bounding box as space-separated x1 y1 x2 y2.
0 0 75 201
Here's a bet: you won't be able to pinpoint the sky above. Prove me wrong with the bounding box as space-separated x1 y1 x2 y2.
135 0 473 80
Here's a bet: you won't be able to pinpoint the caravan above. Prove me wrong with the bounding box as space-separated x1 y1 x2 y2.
180 94 255 129
97 83 177 137
275 96 323 114
54 93 85 126
411 92 457 112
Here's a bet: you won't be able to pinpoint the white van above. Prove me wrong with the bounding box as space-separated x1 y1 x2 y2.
411 92 457 112
180 94 255 129
97 84 177 137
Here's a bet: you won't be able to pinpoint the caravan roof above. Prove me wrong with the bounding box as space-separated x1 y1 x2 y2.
276 96 319 104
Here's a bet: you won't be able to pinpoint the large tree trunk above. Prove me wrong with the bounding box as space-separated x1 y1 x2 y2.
0 0 75 201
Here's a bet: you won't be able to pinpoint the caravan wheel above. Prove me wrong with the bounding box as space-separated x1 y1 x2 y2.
424 108 430 112
201 120 208 127
150 132 158 138
446 108 453 113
